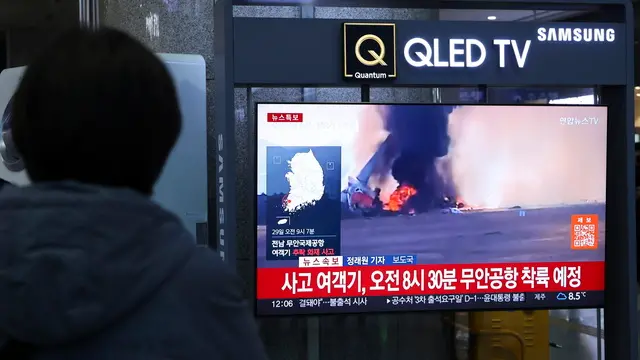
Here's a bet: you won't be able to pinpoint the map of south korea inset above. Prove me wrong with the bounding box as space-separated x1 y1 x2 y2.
265 146 342 260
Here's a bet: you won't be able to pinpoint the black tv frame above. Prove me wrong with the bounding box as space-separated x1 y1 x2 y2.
253 102 609 316
213 1 635 358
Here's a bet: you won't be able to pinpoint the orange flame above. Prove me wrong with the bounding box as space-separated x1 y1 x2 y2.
383 184 418 212
455 196 476 210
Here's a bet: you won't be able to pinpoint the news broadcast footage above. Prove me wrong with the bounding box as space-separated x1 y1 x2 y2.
256 103 606 316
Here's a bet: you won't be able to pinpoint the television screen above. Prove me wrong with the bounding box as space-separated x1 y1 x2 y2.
255 103 606 316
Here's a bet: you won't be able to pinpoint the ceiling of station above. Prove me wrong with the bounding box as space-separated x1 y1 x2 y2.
0 1 602 30
438 9 586 22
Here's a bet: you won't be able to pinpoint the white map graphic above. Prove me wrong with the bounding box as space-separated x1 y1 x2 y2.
284 150 325 213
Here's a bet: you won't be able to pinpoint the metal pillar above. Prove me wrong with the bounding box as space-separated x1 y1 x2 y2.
78 0 100 29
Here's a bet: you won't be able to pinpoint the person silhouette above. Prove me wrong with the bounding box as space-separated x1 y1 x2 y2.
0 27 268 360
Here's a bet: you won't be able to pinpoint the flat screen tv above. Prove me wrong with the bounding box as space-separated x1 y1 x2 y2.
255 103 606 316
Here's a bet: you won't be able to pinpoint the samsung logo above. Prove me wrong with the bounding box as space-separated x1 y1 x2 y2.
217 133 225 262
537 27 615 43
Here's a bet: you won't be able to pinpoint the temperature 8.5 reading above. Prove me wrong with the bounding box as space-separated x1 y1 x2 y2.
568 291 587 301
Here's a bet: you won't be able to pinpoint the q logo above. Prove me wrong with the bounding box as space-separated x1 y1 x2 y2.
343 23 396 80
355 34 387 66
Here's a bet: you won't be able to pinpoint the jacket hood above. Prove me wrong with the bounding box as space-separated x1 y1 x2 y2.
0 182 194 345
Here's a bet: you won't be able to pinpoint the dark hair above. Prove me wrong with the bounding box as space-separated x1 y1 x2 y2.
11 27 181 195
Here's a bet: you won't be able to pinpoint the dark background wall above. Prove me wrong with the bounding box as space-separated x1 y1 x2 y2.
0 1 619 359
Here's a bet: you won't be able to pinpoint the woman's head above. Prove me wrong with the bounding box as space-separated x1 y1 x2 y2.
11 27 181 195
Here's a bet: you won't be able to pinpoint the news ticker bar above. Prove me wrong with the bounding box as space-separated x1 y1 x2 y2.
257 261 604 299
256 291 604 316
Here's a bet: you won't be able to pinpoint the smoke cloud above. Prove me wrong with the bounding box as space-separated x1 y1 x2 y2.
446 105 607 208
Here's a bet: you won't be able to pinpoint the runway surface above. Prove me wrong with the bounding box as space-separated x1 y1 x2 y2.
257 203 605 267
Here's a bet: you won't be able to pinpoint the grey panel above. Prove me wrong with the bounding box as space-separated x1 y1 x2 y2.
316 88 361 102
549 309 605 360
206 80 217 247
214 0 236 264
314 7 436 20
233 5 300 18
370 87 435 103
101 0 214 78
440 87 484 103
314 7 393 19
234 88 252 261
252 87 304 102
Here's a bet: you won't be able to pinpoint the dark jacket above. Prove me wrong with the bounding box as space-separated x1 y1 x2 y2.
0 178 10 191
0 182 268 359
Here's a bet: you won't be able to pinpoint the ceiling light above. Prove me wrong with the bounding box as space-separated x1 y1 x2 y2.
635 86 640 90
636 93 640 97
487 15 497 20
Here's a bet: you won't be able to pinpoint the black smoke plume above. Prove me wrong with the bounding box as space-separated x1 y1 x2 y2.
373 105 454 212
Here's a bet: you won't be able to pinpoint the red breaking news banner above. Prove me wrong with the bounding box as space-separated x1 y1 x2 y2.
256 261 604 299
266 112 304 122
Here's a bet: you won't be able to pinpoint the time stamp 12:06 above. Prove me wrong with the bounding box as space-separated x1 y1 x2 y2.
268 290 590 310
